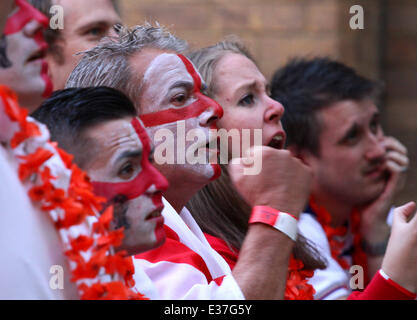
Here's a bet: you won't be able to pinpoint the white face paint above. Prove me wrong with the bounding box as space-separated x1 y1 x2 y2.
141 53 197 113
139 53 221 184
0 1 52 112
84 118 166 255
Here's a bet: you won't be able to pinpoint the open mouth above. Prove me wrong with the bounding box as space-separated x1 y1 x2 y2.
27 47 47 63
363 165 386 177
267 132 286 150
146 208 162 221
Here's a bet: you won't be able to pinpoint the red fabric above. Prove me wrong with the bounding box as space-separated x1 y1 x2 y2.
213 275 226 286
204 233 238 269
309 197 370 284
204 233 315 300
135 225 213 283
348 271 417 300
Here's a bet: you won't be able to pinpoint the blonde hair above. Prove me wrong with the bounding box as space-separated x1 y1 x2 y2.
188 37 255 97
187 39 326 270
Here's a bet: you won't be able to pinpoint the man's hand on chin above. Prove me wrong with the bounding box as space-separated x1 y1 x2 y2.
359 136 409 243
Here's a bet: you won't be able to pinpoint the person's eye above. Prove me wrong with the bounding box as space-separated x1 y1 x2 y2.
118 162 135 180
85 26 106 38
238 94 255 106
344 129 359 144
266 86 272 97
171 93 188 107
370 118 380 134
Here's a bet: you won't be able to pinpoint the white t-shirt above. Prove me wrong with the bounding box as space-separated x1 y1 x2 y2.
298 213 351 300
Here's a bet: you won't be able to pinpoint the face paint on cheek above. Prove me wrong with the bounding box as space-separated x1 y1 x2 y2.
91 118 168 242
139 55 223 180
140 54 223 127
4 0 48 35
154 217 166 244
4 0 52 96
33 31 53 97
152 193 163 208
92 118 168 201
113 203 130 230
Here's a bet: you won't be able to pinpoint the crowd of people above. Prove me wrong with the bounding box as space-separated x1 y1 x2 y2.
1 0 416 300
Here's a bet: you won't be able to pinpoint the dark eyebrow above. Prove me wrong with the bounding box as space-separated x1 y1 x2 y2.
338 122 359 144
77 20 119 34
169 81 194 91
242 81 257 91
233 80 258 99
116 149 142 163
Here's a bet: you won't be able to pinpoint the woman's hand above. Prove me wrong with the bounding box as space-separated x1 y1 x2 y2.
382 201 417 293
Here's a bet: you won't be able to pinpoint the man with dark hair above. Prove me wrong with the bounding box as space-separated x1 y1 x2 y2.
32 87 170 298
271 57 410 299
32 87 169 258
29 0 121 90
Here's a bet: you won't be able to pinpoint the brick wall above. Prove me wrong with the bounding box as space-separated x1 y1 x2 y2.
384 0 417 204
119 0 416 204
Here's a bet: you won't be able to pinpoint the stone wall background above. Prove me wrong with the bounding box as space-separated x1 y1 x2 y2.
119 0 417 204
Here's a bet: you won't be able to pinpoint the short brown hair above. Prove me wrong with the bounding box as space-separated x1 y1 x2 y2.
29 0 120 64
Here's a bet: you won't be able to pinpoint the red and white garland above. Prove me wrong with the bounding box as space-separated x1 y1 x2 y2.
0 85 146 300
309 197 370 285
285 255 316 300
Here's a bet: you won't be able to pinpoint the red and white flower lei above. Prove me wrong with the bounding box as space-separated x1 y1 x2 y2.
0 85 146 300
285 255 316 300
309 197 369 284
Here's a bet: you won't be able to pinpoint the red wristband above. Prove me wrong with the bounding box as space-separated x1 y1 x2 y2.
249 206 298 241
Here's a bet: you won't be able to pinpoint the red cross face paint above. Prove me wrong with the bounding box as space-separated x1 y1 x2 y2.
0 0 52 112
88 117 169 255
139 53 224 183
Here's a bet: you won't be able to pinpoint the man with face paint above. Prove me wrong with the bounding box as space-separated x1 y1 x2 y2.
0 0 52 112
66 24 313 300
33 88 173 299
32 87 170 259
0 1 77 299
